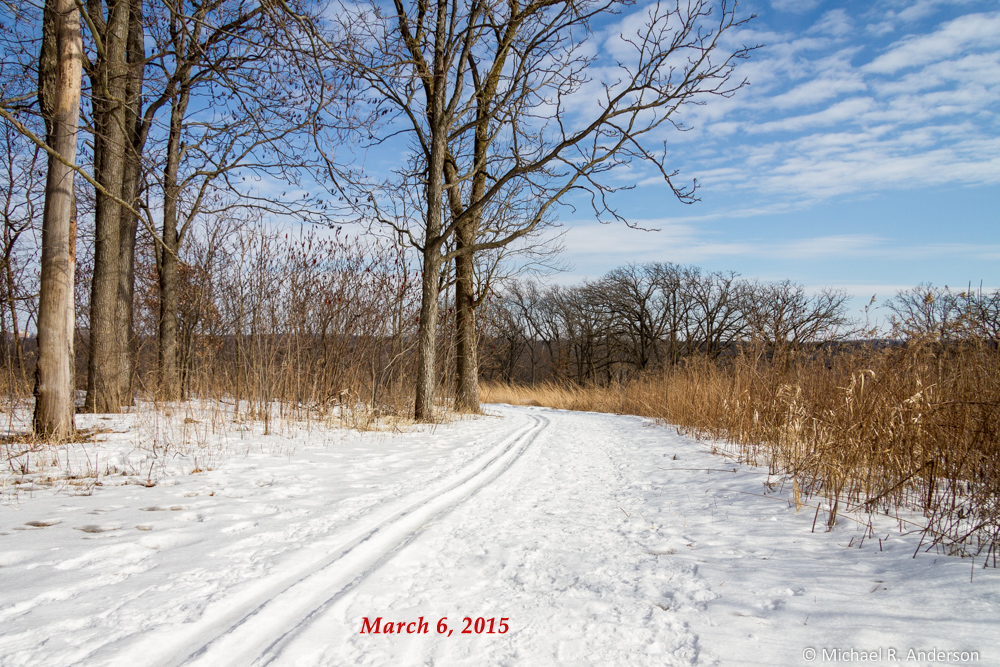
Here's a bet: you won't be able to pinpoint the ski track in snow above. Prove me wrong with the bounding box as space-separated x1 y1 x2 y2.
167 413 548 667
0 405 997 666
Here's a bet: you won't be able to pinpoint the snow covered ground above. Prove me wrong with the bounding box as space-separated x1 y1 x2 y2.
0 404 997 666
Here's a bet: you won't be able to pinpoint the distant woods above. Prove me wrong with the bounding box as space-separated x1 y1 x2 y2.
478 267 1000 386
479 264 854 386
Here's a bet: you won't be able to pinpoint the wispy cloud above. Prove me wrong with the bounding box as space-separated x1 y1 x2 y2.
808 9 854 37
560 220 1000 267
864 11 1000 73
765 74 867 110
642 5 1000 206
755 97 875 133
770 0 824 14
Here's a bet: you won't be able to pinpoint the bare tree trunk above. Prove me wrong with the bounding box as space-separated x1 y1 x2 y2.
84 0 133 413
114 0 144 405
413 249 442 420
157 70 190 400
33 0 81 438
4 255 25 380
410 0 450 422
158 231 180 399
448 53 501 414
116 170 139 403
453 226 479 412
158 186 180 399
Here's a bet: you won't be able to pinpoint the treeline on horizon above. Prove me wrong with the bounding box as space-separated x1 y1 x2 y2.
476 264 997 386
3 225 997 404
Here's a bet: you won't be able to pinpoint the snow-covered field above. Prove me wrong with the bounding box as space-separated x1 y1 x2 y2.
0 404 996 666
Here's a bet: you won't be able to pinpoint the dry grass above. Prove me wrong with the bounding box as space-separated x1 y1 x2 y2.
484 341 1000 562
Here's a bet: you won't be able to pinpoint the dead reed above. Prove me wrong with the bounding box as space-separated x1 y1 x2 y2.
483 341 1000 562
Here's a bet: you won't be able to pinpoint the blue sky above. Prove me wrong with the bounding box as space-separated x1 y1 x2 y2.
549 0 999 321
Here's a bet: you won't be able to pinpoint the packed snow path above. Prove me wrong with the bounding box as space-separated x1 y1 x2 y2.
0 405 997 666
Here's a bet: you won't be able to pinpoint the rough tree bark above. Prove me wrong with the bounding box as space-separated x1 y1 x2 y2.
453 223 479 411
157 77 188 400
406 0 453 422
33 0 82 438
448 56 500 414
115 0 144 404
84 0 142 412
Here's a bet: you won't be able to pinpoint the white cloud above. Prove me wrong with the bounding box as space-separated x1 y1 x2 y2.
808 9 853 36
778 235 886 258
766 75 868 110
863 0 983 36
756 96 875 133
647 3 1000 207
864 11 1000 74
770 0 823 14
558 219 1000 284
894 0 980 25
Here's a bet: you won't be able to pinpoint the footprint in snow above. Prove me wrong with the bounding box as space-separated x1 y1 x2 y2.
15 519 62 530
221 521 257 534
75 524 123 533
88 505 126 515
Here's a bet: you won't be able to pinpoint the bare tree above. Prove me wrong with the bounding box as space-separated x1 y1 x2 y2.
147 0 329 399
328 0 755 418
500 279 549 383
683 268 745 358
743 279 850 351
961 286 1000 344
886 283 965 341
487 264 857 385
597 264 678 372
0 121 44 384
33 0 83 438
77 0 147 412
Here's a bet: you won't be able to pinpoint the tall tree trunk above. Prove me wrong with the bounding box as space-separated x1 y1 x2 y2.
157 73 190 400
446 200 482 412
413 127 446 420
443 156 477 413
84 0 133 413
411 0 449 422
414 248 442 420
157 213 180 399
114 0 144 405
453 210 479 412
449 54 501 414
455 235 479 412
4 255 26 381
34 0 81 438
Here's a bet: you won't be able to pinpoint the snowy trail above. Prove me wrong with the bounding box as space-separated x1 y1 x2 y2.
168 413 548 667
286 405 713 666
1 405 998 666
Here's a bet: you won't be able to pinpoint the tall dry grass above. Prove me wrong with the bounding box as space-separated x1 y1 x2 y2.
484 341 1000 562
128 225 432 431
